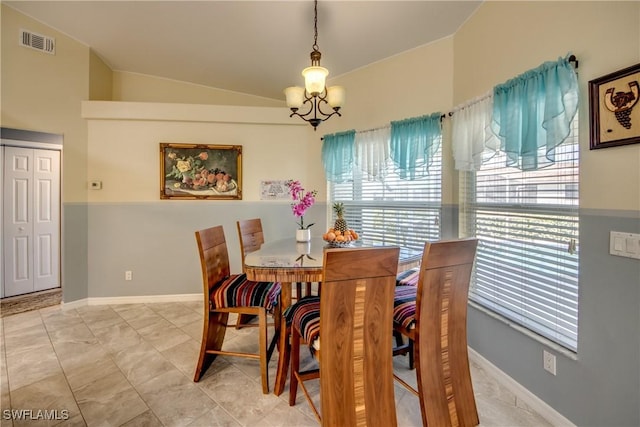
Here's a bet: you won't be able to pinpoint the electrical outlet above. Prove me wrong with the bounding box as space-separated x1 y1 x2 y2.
125 270 132 281
543 350 556 375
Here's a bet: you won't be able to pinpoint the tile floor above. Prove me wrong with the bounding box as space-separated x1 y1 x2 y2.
0 301 553 427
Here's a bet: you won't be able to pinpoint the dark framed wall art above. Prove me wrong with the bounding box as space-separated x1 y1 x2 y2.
589 63 640 149
160 143 242 200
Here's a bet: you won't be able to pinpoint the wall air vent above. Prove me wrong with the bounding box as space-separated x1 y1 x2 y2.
19 29 55 55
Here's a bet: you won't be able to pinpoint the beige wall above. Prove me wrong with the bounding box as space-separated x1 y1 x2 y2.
0 6 3 105
323 37 456 203
82 102 321 203
455 1 640 211
1 4 309 203
324 37 454 133
89 50 113 101
1 4 89 203
113 71 285 107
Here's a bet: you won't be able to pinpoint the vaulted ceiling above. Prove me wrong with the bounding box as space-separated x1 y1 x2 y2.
6 1 482 101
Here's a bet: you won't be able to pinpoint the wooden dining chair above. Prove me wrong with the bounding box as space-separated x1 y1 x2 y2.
235 218 266 328
392 238 479 427
287 246 400 427
193 225 281 394
237 218 311 305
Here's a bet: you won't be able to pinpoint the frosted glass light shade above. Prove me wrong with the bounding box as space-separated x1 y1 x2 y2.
327 86 345 108
302 66 328 95
284 86 305 109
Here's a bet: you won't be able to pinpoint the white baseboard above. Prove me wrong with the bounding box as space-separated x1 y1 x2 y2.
62 293 202 310
468 347 576 427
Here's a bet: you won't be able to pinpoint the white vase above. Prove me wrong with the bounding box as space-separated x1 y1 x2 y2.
296 229 311 242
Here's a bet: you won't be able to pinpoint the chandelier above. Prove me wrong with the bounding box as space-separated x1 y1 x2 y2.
284 0 345 130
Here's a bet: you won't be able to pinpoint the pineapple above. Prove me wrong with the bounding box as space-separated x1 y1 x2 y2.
332 202 348 233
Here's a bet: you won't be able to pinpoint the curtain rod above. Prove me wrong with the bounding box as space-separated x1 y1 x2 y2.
321 54 579 135
443 54 579 119
320 124 389 140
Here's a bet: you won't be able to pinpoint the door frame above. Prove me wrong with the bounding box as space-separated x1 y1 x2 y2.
1 127 63 299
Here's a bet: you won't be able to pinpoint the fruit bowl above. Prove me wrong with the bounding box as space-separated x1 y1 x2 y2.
322 228 359 248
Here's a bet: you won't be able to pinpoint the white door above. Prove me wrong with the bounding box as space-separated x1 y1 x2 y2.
3 146 60 297
33 149 60 291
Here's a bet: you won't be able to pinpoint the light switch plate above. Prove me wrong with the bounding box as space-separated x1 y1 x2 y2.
90 180 102 190
610 231 640 260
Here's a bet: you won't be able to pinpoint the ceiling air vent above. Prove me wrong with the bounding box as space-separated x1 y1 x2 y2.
19 29 55 55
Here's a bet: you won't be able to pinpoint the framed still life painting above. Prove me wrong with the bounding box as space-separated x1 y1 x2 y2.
160 143 242 200
589 63 640 149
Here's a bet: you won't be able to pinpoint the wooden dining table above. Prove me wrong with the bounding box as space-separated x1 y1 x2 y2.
243 236 421 395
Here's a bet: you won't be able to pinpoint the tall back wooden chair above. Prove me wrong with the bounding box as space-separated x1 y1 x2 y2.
237 218 265 265
237 218 311 300
235 218 267 328
393 238 479 427
287 246 400 427
193 225 281 394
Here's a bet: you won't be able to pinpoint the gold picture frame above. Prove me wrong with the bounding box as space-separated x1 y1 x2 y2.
589 63 640 149
160 143 242 200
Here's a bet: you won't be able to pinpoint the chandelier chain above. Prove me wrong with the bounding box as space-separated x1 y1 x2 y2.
312 0 319 52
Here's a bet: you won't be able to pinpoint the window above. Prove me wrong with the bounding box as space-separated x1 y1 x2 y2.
461 120 579 351
329 138 442 253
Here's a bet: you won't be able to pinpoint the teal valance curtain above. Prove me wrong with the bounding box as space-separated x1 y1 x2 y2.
491 54 579 170
321 130 356 183
390 112 442 180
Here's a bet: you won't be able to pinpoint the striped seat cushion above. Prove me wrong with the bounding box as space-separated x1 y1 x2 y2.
210 274 281 312
284 296 321 353
396 267 420 287
393 285 417 330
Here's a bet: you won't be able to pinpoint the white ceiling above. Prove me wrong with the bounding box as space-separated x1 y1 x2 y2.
6 1 482 101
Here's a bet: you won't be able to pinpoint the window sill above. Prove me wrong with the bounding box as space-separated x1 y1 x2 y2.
468 300 578 361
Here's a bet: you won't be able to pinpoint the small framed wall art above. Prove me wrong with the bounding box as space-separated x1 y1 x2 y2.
160 143 242 200
260 180 290 200
589 63 640 149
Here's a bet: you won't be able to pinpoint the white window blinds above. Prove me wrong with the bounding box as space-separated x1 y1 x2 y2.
329 138 442 252
461 120 579 351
